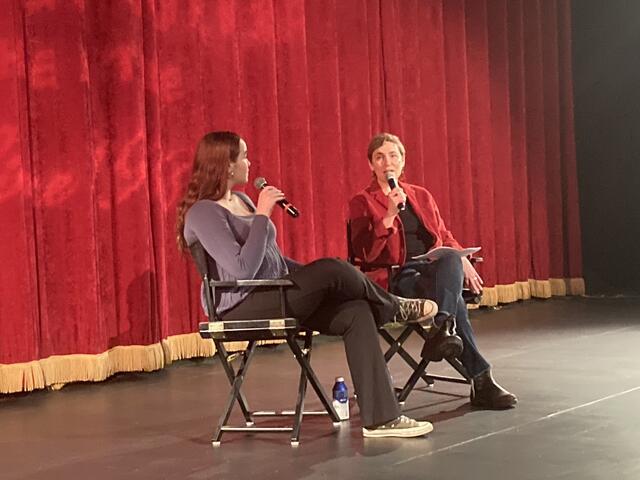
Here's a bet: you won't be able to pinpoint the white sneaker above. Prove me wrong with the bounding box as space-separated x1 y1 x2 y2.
362 415 434 438
392 297 438 324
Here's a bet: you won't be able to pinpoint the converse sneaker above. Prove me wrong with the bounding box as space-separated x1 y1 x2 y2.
392 296 438 324
362 415 434 438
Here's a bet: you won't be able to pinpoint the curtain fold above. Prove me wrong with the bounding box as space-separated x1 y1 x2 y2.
487 0 518 290
0 0 583 394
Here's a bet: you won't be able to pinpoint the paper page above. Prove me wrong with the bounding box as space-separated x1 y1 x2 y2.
411 246 481 262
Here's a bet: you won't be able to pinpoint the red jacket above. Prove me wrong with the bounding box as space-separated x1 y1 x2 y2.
348 180 462 288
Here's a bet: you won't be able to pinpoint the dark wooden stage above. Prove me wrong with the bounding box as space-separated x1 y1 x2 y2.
2 296 639 480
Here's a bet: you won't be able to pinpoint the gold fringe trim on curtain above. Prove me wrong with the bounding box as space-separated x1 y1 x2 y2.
0 343 165 394
161 333 285 362
0 360 46 394
1 277 585 394
478 277 585 307
0 335 285 394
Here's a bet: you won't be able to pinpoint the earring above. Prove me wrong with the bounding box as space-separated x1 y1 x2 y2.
228 170 235 178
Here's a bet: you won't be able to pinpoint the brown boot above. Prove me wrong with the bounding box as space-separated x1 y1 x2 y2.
470 370 517 409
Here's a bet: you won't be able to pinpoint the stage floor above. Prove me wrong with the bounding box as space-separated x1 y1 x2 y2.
2 296 640 480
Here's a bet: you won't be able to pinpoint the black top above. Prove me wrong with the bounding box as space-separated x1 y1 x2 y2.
398 202 435 259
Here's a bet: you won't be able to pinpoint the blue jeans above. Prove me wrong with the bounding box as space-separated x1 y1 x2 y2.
390 252 490 378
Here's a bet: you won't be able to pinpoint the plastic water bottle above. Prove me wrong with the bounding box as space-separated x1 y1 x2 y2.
332 377 349 420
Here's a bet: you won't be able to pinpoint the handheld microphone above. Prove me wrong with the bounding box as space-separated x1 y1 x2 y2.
253 177 300 218
385 172 405 211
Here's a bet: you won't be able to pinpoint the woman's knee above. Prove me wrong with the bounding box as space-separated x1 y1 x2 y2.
310 257 360 277
391 268 421 297
435 252 464 274
330 299 378 337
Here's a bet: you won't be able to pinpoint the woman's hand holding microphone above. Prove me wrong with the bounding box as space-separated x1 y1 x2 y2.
255 186 286 218
383 186 407 228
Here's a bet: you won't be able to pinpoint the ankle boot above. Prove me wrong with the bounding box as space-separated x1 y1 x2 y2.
470 370 517 409
421 315 463 361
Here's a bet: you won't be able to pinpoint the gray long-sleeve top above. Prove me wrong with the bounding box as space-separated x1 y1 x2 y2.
184 192 299 315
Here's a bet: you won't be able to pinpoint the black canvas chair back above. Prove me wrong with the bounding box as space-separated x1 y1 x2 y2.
188 241 339 445
189 242 218 319
189 241 210 279
346 220 473 403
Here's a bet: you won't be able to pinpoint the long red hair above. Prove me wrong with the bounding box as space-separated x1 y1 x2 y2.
176 131 241 251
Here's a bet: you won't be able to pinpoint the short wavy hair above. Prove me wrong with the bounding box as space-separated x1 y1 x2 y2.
367 132 406 161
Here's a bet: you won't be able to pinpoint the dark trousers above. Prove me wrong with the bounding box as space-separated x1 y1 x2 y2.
222 258 401 427
390 252 491 378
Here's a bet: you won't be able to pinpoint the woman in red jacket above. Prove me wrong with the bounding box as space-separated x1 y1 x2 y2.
349 133 517 409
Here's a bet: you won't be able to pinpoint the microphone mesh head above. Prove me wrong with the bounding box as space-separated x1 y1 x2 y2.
253 177 267 189
384 171 396 180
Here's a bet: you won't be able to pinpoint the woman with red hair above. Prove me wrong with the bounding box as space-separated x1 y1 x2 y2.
176 131 437 438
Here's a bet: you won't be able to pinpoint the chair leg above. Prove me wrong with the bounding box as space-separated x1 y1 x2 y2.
397 356 432 403
380 326 435 388
286 335 340 424
419 331 471 385
444 357 471 383
213 341 258 445
397 354 470 401
381 324 470 403
290 335 311 445
380 327 414 362
393 346 436 387
214 340 253 424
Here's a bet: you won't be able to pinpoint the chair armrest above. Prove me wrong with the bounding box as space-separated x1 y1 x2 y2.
209 279 295 289
462 289 482 304
199 317 301 341
351 258 400 272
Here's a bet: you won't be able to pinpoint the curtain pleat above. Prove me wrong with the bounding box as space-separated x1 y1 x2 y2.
487 0 518 289
0 0 583 393
465 0 498 287
442 0 476 246
507 0 534 285
0 0 40 365
557 0 583 286
416 1 451 217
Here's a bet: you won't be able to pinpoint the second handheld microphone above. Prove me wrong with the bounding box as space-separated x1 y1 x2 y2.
253 177 300 218
385 172 405 211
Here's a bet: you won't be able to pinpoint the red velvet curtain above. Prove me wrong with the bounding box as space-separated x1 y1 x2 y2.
0 0 581 392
